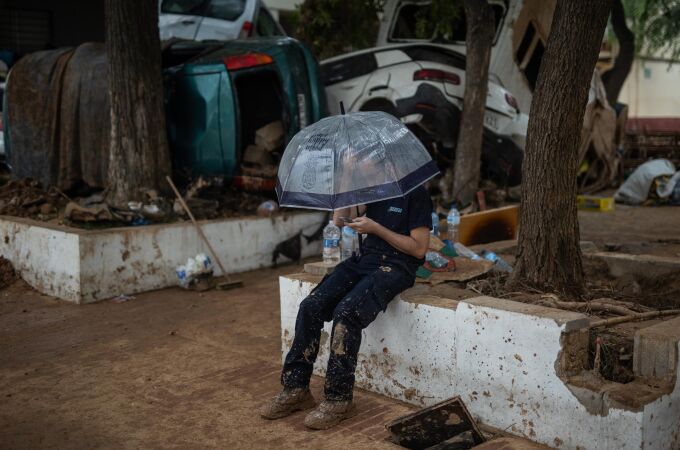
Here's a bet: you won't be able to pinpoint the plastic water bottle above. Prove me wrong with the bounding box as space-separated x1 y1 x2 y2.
481 250 513 273
447 206 460 242
454 242 481 260
323 220 341 263
431 211 439 237
341 226 358 260
426 251 449 268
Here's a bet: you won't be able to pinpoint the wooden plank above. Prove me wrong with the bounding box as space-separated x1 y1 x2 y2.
304 261 338 276
457 205 519 247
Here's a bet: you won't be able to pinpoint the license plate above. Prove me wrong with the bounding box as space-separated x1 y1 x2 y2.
484 112 499 131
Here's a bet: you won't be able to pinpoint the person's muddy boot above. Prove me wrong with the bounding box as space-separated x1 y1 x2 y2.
259 387 316 419
303 399 358 430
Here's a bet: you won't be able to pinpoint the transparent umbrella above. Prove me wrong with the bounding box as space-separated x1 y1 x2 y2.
276 111 439 210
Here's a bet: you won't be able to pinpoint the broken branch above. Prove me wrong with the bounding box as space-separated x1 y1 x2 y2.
589 310 680 328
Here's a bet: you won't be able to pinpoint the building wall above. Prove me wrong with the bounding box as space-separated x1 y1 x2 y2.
619 58 680 118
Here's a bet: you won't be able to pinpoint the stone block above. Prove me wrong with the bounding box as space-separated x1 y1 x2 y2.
587 252 680 278
634 316 680 379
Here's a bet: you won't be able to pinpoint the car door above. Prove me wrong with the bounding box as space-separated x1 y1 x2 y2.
158 0 206 41
194 0 257 41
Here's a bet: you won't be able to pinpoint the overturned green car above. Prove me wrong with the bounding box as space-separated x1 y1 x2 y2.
164 37 326 188
3 37 326 191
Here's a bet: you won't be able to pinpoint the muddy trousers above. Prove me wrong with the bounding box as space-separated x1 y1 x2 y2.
281 255 414 401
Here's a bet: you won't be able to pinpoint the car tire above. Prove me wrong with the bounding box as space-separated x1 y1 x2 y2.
359 99 399 119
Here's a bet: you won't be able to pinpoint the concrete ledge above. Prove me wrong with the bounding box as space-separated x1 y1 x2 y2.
280 275 680 450
0 212 324 303
587 252 680 278
635 316 680 379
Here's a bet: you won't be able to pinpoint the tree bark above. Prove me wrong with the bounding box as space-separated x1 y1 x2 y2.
602 0 635 106
452 0 495 206
105 0 171 206
510 0 612 294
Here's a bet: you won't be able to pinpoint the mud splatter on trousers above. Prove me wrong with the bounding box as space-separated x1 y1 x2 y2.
281 253 415 401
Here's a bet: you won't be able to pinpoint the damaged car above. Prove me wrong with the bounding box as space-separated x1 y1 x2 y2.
3 37 325 193
321 44 526 187
163 37 326 190
159 0 285 41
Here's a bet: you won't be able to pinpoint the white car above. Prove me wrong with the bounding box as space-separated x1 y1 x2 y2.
320 44 527 186
158 0 285 42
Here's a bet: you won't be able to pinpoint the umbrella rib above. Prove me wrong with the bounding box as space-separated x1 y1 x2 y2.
354 113 401 193
330 117 342 210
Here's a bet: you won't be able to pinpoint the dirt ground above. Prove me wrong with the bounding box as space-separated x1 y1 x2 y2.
578 203 680 257
1 204 680 449
0 264 414 449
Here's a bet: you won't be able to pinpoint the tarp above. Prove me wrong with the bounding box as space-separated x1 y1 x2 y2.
614 159 676 205
577 72 620 194
6 43 110 190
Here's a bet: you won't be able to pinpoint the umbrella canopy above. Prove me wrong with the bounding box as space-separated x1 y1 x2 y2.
276 111 439 210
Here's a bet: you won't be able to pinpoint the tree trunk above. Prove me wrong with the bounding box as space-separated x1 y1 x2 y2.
105 0 171 206
452 0 495 206
602 0 635 106
510 0 612 294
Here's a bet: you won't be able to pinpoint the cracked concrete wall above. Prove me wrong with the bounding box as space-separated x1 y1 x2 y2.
0 219 81 302
0 212 324 303
280 275 680 450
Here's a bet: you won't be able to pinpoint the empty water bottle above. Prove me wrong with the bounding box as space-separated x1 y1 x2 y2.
454 242 481 260
447 205 460 242
341 226 358 260
431 211 439 237
426 251 449 269
481 250 513 273
323 220 341 263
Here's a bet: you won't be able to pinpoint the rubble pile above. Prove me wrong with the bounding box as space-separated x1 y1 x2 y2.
0 178 65 219
180 176 273 220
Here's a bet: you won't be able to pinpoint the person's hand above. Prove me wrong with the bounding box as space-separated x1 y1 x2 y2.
347 216 378 234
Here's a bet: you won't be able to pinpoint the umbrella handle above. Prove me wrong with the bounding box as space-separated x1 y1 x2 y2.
340 101 345 115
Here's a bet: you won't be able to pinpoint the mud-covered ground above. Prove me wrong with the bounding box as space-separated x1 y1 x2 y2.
0 264 414 449
1 204 679 448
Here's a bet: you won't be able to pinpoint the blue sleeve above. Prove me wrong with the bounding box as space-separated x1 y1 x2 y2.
408 186 432 231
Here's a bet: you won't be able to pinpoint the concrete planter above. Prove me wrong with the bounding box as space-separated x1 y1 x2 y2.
0 212 324 303
280 274 680 450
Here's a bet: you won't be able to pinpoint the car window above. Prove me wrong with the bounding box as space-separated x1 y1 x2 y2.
204 0 247 21
256 8 283 36
515 21 545 91
320 53 378 86
161 0 209 15
390 2 505 43
402 46 466 70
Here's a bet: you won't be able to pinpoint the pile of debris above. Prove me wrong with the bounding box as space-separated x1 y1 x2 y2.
0 178 66 219
178 175 275 220
0 174 281 227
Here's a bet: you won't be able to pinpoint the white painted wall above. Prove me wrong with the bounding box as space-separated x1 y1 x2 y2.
620 58 680 118
280 275 680 450
0 212 324 303
0 219 81 302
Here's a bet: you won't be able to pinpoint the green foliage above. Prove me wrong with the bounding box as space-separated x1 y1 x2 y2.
295 0 383 59
414 0 463 40
621 0 680 59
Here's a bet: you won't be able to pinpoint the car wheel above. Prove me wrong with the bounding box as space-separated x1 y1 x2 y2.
359 99 398 119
